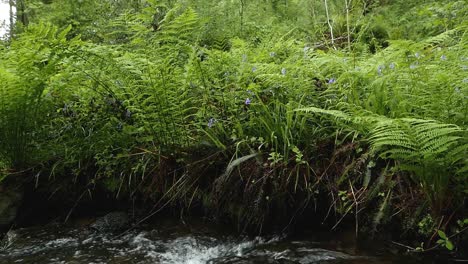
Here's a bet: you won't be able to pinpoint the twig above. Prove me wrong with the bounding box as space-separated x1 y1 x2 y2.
349 180 359 237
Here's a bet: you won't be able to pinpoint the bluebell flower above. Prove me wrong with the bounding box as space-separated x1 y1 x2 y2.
242 54 247 62
328 78 336 84
269 52 276 57
208 118 216 128
415 52 420 58
281 68 287 75
245 98 251 105
440 55 447 61
389 62 396 70
252 66 257 72
125 109 132 118
378 65 384 75
303 46 310 52
410 64 417 69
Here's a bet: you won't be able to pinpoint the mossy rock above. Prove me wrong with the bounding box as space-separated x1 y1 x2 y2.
90 211 130 232
0 186 23 231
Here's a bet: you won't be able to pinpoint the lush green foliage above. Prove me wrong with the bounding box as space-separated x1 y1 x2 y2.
1 0 467 250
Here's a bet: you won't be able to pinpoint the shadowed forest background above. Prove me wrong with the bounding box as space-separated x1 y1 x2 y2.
0 0 467 255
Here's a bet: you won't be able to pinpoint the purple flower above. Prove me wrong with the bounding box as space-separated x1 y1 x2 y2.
328 78 336 84
281 68 287 75
389 62 396 70
440 55 447 61
252 66 257 72
245 98 251 105
378 65 384 75
415 52 420 58
208 118 216 128
269 52 276 57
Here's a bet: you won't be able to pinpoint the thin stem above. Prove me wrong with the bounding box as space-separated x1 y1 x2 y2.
324 0 336 49
345 0 351 51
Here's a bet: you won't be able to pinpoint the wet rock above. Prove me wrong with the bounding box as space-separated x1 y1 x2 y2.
0 187 23 231
90 211 130 232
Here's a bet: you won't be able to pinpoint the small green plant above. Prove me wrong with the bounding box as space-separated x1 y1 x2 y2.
436 230 454 251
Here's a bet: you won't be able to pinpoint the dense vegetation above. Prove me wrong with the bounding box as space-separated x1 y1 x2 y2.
1 0 467 254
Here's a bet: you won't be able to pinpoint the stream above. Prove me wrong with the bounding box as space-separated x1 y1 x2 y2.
0 217 453 264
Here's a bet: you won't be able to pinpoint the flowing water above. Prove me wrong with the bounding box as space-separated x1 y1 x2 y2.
0 217 453 264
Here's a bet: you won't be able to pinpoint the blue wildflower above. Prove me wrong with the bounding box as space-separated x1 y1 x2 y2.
245 98 251 105
378 65 384 75
389 62 396 70
242 54 247 62
247 90 254 95
208 118 216 128
269 52 276 57
440 55 447 61
415 52 420 58
281 68 287 75
410 64 417 69
252 66 257 72
303 46 310 52
328 78 336 84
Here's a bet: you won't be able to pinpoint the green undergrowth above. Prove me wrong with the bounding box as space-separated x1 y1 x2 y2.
0 0 467 254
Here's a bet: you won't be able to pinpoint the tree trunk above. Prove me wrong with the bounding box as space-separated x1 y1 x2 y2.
16 0 28 26
9 0 15 38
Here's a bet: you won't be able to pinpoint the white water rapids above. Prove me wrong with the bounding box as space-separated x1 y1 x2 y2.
0 220 438 264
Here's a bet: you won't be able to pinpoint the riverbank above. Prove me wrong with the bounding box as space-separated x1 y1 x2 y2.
1 0 467 259
1 162 467 260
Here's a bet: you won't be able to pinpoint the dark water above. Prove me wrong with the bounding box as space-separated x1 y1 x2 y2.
0 218 453 264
